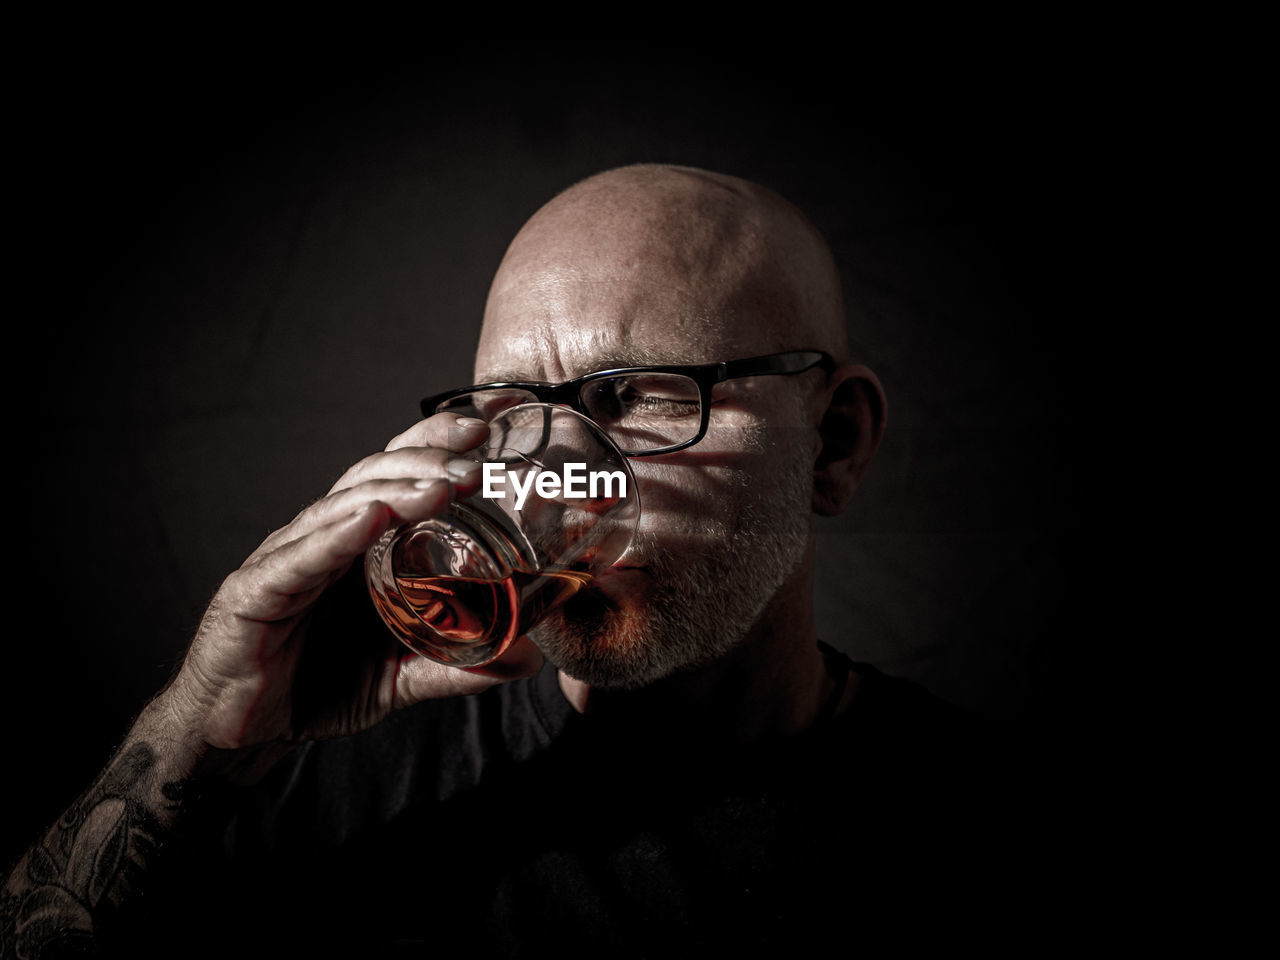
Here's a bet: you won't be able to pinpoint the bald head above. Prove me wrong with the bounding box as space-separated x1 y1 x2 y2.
478 164 849 378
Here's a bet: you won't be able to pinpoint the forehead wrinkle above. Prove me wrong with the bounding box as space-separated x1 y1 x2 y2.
477 324 558 382
481 281 722 383
480 328 706 384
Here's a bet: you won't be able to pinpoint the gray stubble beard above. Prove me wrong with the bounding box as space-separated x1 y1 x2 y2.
530 421 814 691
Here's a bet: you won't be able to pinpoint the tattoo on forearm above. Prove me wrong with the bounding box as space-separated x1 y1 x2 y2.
2 741 189 957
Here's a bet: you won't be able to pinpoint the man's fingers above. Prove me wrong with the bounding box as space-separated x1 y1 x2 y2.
253 450 484 558
393 655 507 704
465 635 546 681
226 496 428 623
328 447 480 496
265 474 472 554
392 636 545 708
247 416 489 560
385 414 490 453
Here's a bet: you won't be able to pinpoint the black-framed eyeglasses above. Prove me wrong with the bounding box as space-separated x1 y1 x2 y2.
422 350 835 456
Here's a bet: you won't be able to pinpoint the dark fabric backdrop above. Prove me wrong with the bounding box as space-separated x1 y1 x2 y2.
6 49 1099 865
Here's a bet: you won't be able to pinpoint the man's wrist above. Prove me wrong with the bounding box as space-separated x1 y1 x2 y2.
137 686 293 789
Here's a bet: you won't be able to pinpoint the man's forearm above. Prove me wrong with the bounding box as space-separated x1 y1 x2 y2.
1 693 282 955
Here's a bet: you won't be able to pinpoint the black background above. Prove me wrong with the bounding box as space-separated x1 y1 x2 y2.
6 41 1117 866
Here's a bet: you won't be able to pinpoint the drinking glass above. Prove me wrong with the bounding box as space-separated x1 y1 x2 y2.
365 404 640 668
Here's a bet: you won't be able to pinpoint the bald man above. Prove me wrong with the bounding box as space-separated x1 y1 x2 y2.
5 166 1020 955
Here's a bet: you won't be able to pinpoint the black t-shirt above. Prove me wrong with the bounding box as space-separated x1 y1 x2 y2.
126 646 1039 957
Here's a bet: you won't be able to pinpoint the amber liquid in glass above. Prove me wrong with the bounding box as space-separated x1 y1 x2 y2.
373 567 592 667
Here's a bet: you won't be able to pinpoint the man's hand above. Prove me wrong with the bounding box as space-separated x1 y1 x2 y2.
4 413 547 954
163 412 543 752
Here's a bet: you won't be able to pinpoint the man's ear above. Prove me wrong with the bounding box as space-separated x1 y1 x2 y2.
812 364 887 517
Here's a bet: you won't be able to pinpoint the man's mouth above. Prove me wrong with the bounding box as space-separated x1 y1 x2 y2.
585 564 648 600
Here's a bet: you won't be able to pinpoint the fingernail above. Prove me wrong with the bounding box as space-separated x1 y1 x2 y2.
454 417 487 429
446 459 481 482
413 478 444 490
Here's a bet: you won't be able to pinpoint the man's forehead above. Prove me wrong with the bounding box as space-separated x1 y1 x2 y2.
476 260 750 382
472 164 847 382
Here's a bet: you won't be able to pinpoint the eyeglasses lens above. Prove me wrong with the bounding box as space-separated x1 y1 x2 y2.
579 374 701 452
435 389 538 420
435 374 702 454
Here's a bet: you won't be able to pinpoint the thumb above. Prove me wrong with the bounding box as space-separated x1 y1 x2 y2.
392 636 544 707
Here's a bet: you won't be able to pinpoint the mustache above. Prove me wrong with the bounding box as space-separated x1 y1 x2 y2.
614 505 803 574
614 527 716 572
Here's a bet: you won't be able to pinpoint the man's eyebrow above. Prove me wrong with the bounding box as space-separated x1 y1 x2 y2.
576 352 682 373
479 370 543 384
482 351 701 383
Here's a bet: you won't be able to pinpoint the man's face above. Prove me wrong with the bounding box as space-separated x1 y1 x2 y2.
474 203 820 690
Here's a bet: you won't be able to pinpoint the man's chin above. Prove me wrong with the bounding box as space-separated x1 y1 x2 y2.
529 603 672 692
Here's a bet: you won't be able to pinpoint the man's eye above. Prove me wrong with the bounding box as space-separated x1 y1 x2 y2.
624 394 700 417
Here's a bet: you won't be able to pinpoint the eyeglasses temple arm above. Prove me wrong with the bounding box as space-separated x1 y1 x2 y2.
719 351 835 379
